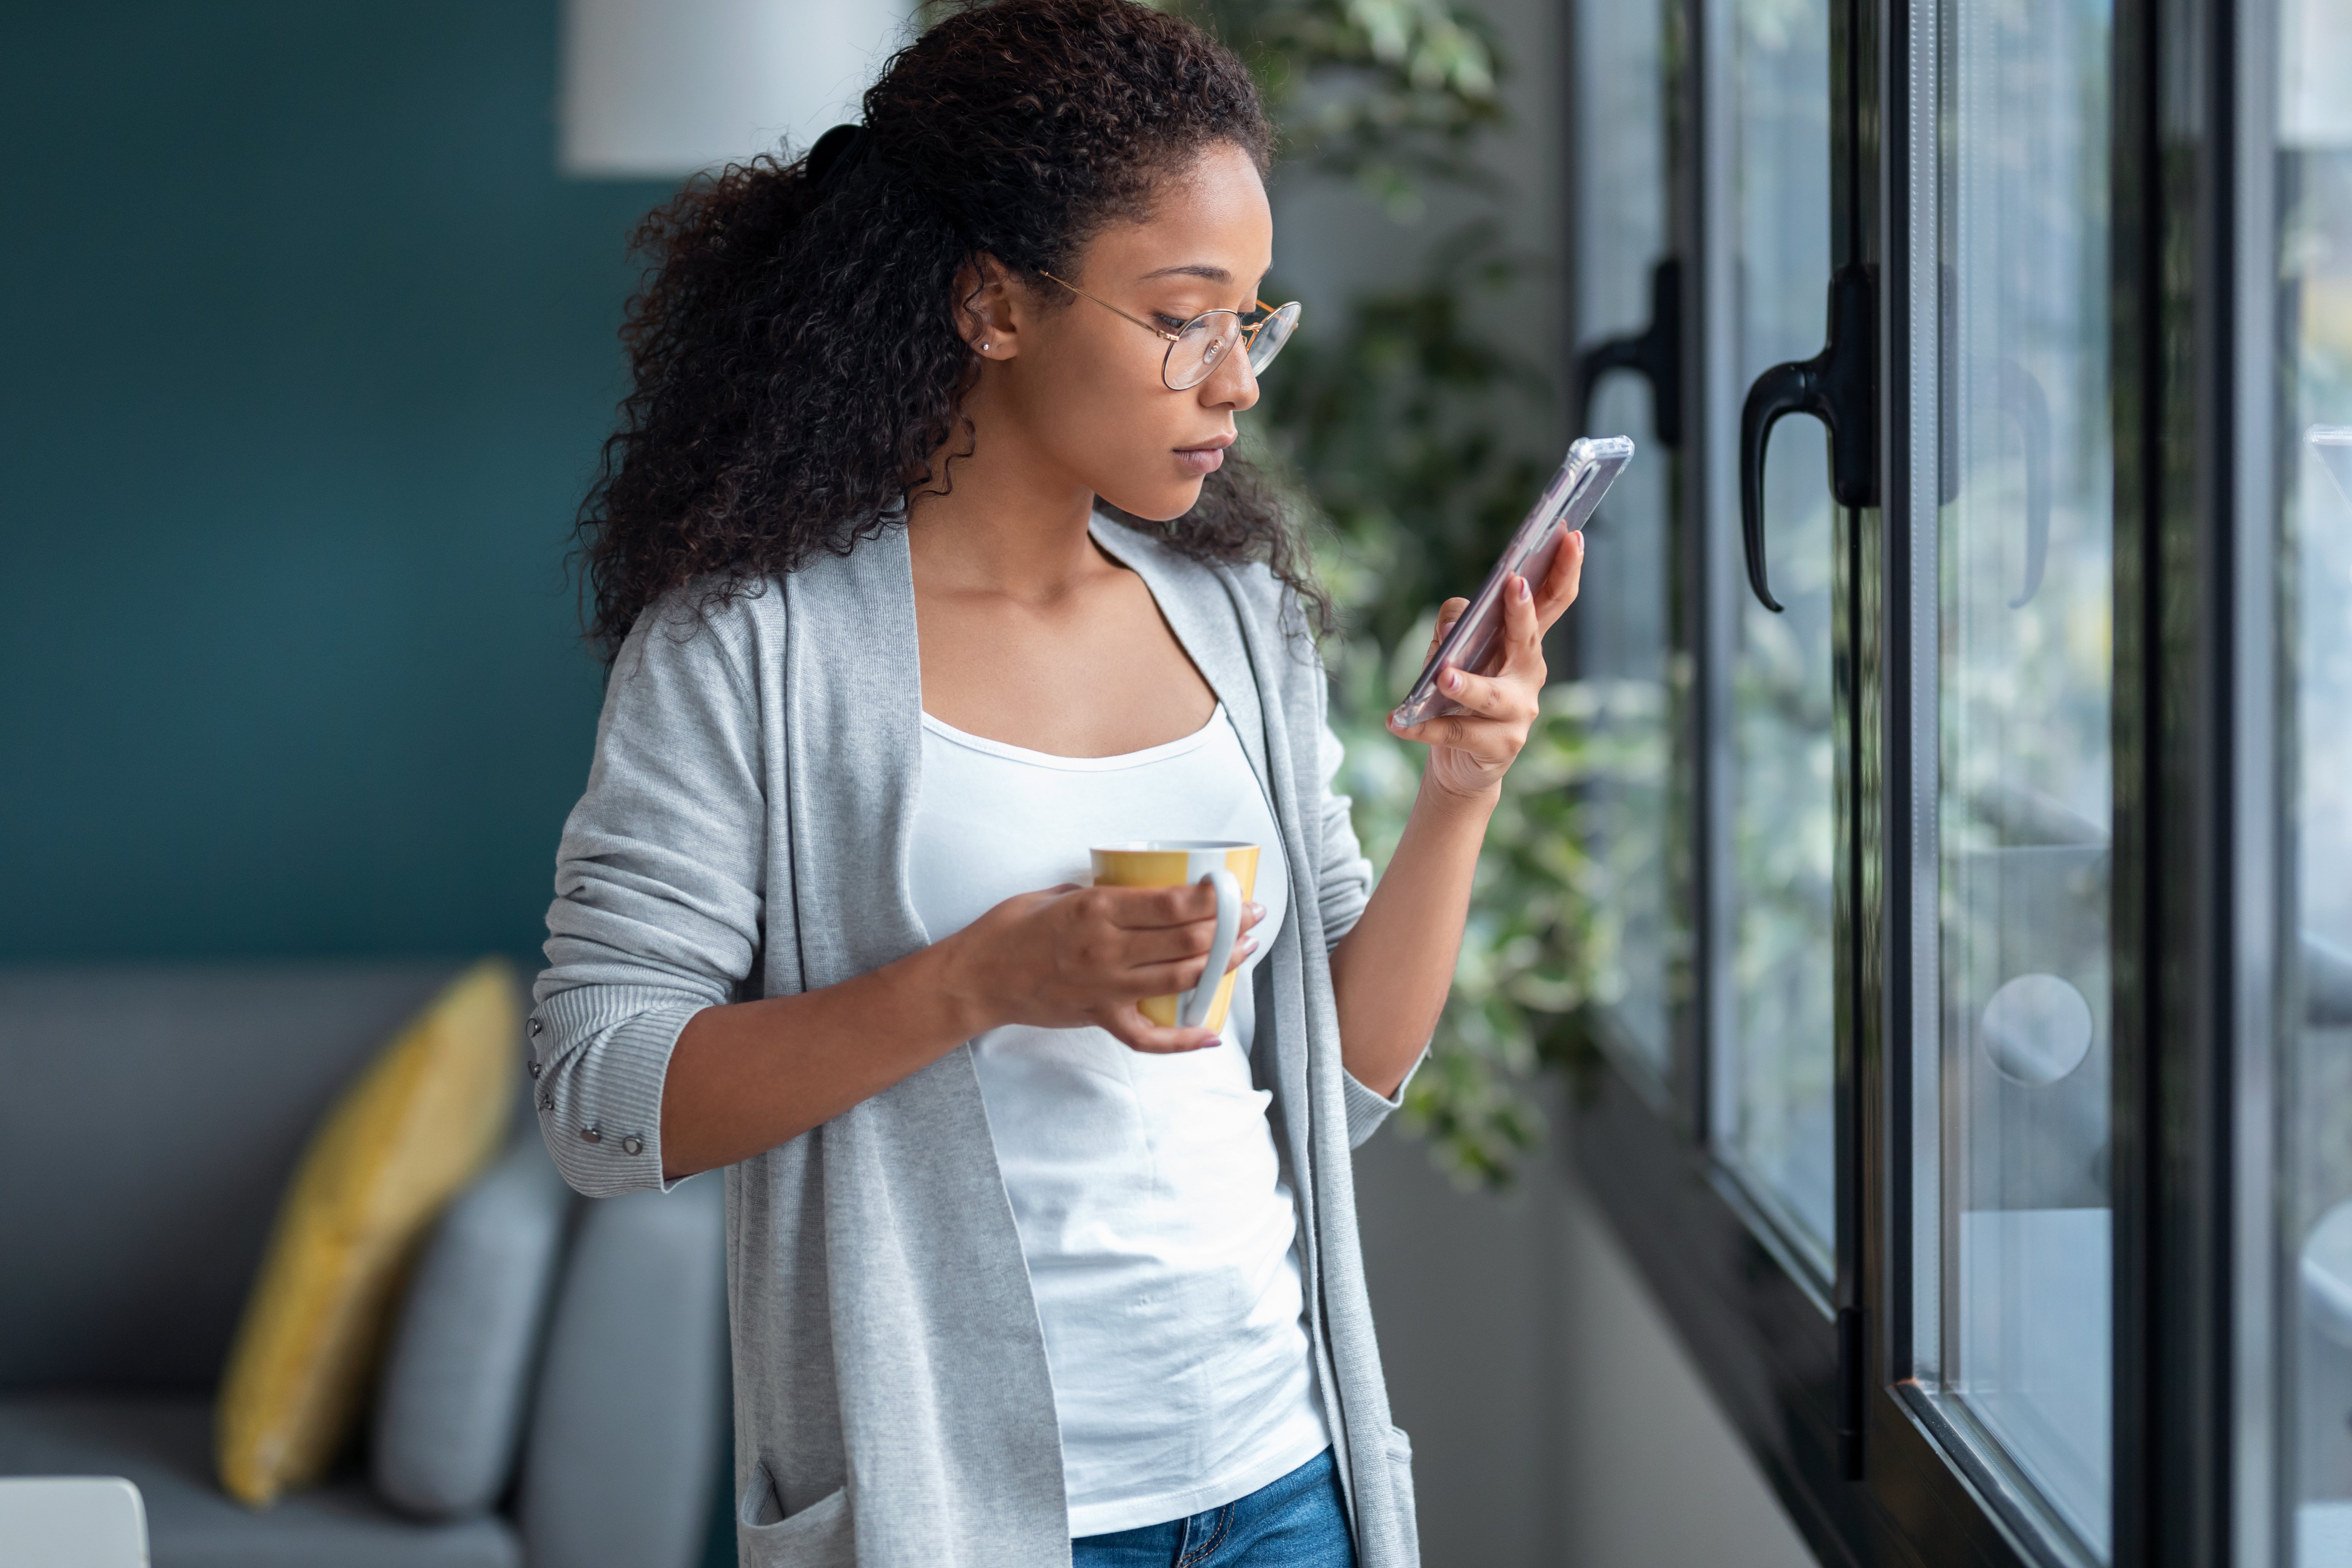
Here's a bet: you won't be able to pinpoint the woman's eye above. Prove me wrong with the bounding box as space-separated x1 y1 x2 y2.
1153 314 1190 333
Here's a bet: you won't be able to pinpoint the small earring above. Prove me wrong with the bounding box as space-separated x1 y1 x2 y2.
980 341 992 351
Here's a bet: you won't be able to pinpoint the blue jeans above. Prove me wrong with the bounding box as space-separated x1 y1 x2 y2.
1070 1449 1356 1568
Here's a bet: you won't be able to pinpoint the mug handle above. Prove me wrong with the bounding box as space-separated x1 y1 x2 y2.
1179 869 1243 1029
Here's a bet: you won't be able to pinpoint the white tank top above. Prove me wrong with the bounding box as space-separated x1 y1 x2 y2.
907 703 1330 1535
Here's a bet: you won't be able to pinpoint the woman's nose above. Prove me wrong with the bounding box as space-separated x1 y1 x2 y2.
1203 342 1260 412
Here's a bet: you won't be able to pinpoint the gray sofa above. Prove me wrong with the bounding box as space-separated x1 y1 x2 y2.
0 962 726 1568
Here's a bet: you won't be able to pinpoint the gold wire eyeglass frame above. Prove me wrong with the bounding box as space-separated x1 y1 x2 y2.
1039 271 1301 391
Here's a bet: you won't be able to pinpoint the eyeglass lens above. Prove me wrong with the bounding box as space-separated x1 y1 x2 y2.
1166 304 1299 390
1245 304 1298 372
1168 317 1241 389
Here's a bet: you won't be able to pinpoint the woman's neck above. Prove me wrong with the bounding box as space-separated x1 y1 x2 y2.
905 394 1111 602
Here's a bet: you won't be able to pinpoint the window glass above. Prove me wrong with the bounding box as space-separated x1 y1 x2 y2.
1572 0 1676 1082
2279 0 2352 1559
1719 0 1837 1263
1932 0 2114 1553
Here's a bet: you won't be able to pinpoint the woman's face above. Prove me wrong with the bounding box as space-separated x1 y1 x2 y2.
966 140 1275 523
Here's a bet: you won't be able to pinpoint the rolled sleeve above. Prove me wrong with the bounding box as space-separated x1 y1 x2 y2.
531 600 768 1199
1342 1053 1423 1148
529 987 707 1197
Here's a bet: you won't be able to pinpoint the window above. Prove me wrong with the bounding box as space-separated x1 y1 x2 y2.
1571 0 1682 1092
1916 0 2117 1551
1560 0 2325 1561
1714 0 1840 1271
2280 0 2352 1559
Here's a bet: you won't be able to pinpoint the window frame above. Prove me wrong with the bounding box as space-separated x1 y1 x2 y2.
1558 0 2284 1563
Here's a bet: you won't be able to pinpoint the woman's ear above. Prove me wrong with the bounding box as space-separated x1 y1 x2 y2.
954 255 1020 360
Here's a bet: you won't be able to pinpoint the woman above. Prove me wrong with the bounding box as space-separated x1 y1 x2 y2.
530 3 1584 1565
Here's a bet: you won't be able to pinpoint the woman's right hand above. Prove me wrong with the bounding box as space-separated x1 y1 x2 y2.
938 883 1264 1053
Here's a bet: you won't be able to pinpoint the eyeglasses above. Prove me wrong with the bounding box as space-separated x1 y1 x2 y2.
1040 272 1301 391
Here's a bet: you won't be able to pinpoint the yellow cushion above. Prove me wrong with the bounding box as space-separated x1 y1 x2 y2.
215 958 519 1507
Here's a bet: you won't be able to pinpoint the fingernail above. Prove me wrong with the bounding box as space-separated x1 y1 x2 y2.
1441 670 1461 692
1516 576 1533 601
1247 901 1266 920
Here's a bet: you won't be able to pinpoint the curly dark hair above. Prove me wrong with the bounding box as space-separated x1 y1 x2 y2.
575 0 1329 662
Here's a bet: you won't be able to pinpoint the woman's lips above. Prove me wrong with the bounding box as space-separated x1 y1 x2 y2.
1175 436 1232 476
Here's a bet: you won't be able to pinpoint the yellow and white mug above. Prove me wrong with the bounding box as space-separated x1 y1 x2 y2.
1090 840 1262 1032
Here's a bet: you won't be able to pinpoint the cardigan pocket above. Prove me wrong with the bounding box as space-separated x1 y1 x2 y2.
1386 1423 1421 1567
738 1461 854 1568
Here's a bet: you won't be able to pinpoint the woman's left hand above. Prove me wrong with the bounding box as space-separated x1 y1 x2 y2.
1386 529 1586 804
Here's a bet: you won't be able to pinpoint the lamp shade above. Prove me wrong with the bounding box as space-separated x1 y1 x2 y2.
560 0 912 178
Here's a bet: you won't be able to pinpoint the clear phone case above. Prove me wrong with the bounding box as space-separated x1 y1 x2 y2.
1390 434 1636 728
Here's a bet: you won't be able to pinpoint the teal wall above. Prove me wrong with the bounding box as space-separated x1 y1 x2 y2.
1 2 672 961
3 11 737 1558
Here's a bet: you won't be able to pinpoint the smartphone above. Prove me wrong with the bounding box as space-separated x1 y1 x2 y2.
1390 435 1635 730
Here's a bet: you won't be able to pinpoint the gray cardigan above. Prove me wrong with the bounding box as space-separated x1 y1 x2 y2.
530 516 1424 1568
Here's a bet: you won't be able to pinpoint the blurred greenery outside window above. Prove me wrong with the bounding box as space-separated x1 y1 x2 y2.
1155 0 1659 1187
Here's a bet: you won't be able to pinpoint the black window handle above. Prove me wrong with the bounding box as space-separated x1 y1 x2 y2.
1572 257 1683 447
1738 263 1879 612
